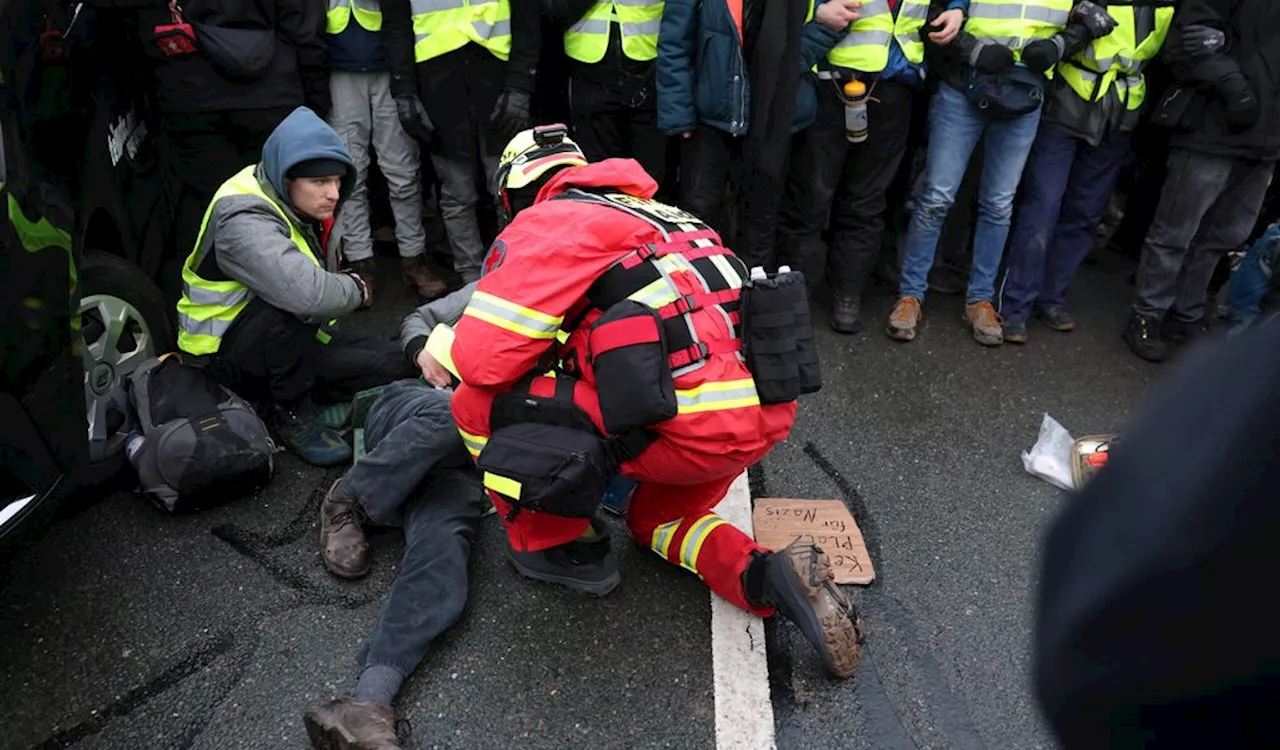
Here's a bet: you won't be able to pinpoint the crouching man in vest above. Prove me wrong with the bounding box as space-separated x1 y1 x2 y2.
176 106 416 467
448 125 864 678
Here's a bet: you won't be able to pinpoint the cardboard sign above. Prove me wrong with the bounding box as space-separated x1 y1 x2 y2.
752 499 875 585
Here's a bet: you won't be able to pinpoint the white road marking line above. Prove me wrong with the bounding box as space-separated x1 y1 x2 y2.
711 471 776 750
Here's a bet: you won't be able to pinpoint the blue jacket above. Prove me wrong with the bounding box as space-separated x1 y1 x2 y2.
326 23 386 71
656 0 844 137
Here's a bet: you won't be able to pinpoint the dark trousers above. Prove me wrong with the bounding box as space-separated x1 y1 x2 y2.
345 380 487 682
776 78 915 295
999 123 1131 324
1133 150 1276 323
210 300 414 408
678 126 788 271
161 108 294 312
569 73 668 187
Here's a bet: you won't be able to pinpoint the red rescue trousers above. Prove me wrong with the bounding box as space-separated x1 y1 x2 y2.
451 376 794 615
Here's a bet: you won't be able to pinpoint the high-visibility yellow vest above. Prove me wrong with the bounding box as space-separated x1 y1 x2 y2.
965 0 1072 61
409 0 512 62
564 0 663 64
828 0 930 71
177 166 322 356
327 0 382 34
1057 5 1173 111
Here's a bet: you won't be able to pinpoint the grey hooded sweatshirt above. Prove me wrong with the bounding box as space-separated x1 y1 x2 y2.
193 106 363 325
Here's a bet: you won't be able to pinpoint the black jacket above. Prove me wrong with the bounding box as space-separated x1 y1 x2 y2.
382 0 543 94
544 0 651 81
138 0 329 116
1154 0 1280 161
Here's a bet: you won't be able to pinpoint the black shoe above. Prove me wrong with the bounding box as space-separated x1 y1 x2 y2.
1003 320 1028 344
1035 307 1076 332
830 294 862 334
1122 312 1166 363
1163 317 1207 346
745 542 864 678
507 521 621 596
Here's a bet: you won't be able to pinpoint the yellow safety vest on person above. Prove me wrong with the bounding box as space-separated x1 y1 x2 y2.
827 0 930 72
1057 5 1173 111
177 166 323 357
327 0 382 34
409 0 512 62
965 0 1073 60
564 0 664 63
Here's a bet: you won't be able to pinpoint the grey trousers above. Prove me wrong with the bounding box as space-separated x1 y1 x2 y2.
329 70 427 262
343 380 488 682
431 148 500 284
1133 149 1276 322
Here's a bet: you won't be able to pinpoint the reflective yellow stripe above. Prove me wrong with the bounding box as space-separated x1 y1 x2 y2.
651 519 681 560
675 379 760 414
458 427 489 458
483 472 521 500
462 290 564 339
628 276 680 308
678 515 726 574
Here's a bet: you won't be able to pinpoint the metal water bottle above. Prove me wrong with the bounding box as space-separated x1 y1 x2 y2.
842 80 869 144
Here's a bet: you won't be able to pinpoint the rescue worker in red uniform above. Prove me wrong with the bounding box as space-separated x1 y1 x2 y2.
446 125 863 678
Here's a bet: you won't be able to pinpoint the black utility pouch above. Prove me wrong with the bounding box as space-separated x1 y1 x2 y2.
590 299 678 433
741 270 822 404
477 423 611 520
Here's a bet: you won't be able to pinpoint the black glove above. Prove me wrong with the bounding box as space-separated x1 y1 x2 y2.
1220 72 1260 132
1070 0 1118 40
395 94 437 145
490 88 532 142
1022 36 1065 75
1182 24 1226 58
973 43 1015 74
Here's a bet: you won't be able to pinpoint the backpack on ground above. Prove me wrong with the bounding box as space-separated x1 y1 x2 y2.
127 355 274 513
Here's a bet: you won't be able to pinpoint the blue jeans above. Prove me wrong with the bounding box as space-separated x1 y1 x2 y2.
900 82 1043 303
1224 223 1280 333
344 380 488 684
999 123 1131 324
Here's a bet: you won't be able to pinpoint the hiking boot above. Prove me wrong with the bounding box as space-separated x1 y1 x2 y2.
886 296 922 341
507 521 621 596
1163 317 1207 346
830 293 862 334
1122 311 1166 362
304 696 406 750
401 255 449 301
745 542 864 678
1003 320 1028 344
274 404 352 467
964 300 1004 346
348 259 377 309
1035 307 1076 332
320 479 370 579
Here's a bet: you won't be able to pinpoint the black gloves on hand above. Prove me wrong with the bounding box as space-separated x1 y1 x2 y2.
1022 36 1065 75
490 88 532 142
1220 72 1260 132
394 94 437 145
1182 24 1226 57
974 43 1015 74
1070 0 1118 40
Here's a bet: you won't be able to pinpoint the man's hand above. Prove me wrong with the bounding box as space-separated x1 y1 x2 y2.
1182 24 1226 58
491 88 533 142
395 94 437 145
416 347 453 388
1070 0 1117 40
815 0 860 32
928 9 964 46
1221 72 1260 132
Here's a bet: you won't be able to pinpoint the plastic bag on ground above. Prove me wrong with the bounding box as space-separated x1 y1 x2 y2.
1022 413 1076 491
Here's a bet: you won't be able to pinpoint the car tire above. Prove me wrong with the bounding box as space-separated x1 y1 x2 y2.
78 252 175 485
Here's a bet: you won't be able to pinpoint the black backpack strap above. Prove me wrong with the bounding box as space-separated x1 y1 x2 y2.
605 429 657 469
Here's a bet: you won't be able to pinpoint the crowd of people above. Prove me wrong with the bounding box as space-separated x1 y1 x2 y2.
128 0 1280 748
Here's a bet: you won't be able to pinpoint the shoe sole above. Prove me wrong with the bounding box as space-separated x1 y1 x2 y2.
831 319 862 335
963 315 1004 346
886 325 917 341
321 552 371 580
1122 333 1166 363
778 547 862 678
507 552 621 597
1035 312 1076 332
304 711 364 750
1005 333 1027 345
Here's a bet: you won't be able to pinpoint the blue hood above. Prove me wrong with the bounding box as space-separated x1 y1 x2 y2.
261 107 356 210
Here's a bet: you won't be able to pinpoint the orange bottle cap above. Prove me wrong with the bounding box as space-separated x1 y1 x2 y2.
843 80 866 96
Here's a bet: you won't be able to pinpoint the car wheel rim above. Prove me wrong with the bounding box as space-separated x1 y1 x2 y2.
80 293 155 464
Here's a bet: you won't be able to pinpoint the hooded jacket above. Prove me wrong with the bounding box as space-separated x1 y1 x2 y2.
198 107 362 323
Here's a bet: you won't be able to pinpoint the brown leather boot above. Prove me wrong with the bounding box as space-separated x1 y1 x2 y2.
320 479 370 579
348 258 377 309
401 255 448 301
304 696 405 750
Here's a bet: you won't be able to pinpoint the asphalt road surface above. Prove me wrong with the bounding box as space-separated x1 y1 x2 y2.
1 248 1167 750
